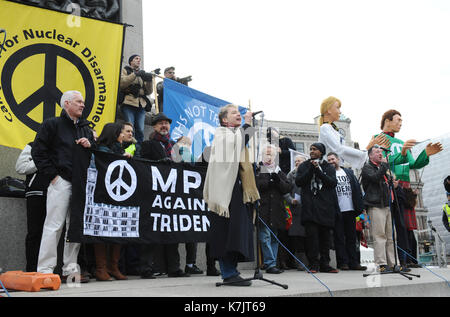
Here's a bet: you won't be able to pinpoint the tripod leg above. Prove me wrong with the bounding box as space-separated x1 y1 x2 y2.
259 277 288 289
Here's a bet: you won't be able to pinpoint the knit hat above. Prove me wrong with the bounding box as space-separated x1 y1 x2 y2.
128 54 140 65
311 142 326 157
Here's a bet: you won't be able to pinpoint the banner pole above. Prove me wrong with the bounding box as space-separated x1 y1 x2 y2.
151 72 166 114
152 74 159 114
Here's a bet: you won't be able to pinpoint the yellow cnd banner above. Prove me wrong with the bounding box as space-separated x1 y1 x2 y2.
0 0 124 149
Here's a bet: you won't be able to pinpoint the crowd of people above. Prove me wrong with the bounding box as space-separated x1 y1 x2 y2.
13 55 447 288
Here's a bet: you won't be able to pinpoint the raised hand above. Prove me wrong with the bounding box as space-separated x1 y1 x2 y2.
366 134 391 150
425 142 443 156
401 139 416 156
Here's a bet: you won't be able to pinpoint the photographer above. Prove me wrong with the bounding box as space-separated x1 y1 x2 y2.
156 66 192 112
119 54 158 144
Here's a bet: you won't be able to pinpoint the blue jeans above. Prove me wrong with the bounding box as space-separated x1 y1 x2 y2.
258 224 278 269
121 105 145 144
218 256 240 280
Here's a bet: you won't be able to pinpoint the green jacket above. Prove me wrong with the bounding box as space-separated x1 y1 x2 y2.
375 133 429 182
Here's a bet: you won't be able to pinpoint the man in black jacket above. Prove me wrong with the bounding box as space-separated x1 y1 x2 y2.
32 90 94 282
327 152 366 271
139 112 189 278
361 146 397 272
296 143 338 273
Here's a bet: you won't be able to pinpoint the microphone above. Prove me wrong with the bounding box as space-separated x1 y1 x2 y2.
251 110 263 117
374 144 391 153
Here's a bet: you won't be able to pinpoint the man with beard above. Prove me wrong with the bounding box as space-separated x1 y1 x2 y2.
327 152 366 271
139 113 189 278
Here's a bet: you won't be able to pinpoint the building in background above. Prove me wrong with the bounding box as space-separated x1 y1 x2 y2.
414 133 450 258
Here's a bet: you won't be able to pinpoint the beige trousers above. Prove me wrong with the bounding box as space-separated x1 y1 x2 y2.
368 206 398 267
37 176 80 275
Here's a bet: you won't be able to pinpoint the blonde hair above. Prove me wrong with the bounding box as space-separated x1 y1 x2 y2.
319 96 341 126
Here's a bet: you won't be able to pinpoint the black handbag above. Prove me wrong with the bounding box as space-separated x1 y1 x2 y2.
0 176 26 198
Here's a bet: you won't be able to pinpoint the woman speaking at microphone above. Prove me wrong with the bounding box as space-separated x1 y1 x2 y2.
203 105 260 287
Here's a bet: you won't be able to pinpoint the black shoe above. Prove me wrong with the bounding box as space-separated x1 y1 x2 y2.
266 267 283 274
279 262 289 270
349 264 367 271
223 275 252 287
153 271 167 277
185 265 204 274
126 269 141 276
338 264 350 270
141 270 156 279
206 267 221 276
320 266 339 273
168 269 190 277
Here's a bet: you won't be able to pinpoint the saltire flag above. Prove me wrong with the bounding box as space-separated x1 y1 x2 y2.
67 147 211 244
0 0 124 149
163 78 247 159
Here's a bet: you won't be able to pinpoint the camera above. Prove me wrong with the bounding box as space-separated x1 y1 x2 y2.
141 71 153 82
177 75 192 85
135 70 155 82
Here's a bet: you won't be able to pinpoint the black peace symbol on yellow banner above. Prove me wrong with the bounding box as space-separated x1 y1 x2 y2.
1 43 94 132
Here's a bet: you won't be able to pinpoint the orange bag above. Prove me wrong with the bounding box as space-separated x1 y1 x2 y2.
0 271 60 292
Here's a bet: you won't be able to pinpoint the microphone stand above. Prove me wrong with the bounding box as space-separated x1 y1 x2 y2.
216 111 288 289
363 149 420 280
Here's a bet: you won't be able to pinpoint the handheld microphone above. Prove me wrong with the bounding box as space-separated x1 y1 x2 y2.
251 110 263 117
374 144 391 153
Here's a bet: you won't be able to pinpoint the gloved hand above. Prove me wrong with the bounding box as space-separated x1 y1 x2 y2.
134 70 146 77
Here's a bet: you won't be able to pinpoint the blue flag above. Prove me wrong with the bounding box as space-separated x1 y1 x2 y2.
163 79 247 159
